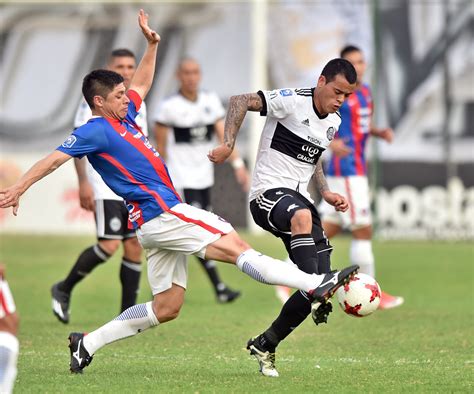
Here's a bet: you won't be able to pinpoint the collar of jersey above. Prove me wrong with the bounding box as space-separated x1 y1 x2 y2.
311 88 328 120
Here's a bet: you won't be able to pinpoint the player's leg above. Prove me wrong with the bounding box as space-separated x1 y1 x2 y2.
120 198 143 312
69 248 187 373
183 188 240 303
246 190 338 376
51 199 120 323
0 274 19 394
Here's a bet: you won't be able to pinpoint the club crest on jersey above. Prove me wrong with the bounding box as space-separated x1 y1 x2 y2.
62 135 77 148
279 89 293 97
326 127 336 141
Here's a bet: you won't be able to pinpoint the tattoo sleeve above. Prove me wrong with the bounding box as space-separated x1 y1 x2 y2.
223 93 263 149
314 160 329 194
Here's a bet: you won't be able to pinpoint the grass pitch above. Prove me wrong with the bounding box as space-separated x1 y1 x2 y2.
0 233 473 392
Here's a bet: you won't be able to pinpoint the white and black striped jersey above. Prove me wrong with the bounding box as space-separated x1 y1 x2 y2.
74 97 148 201
152 91 225 189
249 88 341 203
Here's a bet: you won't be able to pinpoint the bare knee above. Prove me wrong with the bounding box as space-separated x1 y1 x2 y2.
290 209 313 234
152 301 182 323
123 237 143 261
152 286 185 323
98 239 120 256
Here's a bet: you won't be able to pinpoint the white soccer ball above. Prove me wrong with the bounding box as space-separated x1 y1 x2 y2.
336 273 381 317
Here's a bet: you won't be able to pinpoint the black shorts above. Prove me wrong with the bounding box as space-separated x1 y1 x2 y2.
94 199 136 240
182 188 212 211
250 188 332 256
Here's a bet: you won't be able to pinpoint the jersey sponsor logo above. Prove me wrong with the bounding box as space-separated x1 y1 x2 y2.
270 122 324 165
173 124 214 144
326 127 336 141
62 135 77 148
279 89 293 97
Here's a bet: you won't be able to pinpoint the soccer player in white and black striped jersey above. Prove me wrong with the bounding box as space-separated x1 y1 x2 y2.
153 58 250 303
209 58 357 377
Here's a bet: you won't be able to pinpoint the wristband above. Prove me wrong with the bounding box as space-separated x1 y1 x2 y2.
231 158 245 170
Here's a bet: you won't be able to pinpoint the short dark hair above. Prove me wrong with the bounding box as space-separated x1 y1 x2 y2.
321 58 357 84
110 48 136 60
340 45 361 59
82 69 124 109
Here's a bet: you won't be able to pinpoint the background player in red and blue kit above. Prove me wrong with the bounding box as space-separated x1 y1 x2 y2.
0 10 358 374
319 45 403 309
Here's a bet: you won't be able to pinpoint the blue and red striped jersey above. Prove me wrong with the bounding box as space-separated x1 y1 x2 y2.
327 84 373 176
57 90 182 229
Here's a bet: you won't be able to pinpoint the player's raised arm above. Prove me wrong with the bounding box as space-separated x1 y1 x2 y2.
0 151 72 216
129 9 160 100
208 93 263 164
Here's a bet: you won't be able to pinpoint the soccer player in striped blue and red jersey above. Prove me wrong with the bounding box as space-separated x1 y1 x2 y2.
0 10 358 374
319 45 403 309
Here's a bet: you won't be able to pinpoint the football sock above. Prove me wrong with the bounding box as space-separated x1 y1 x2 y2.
290 234 319 274
316 248 332 274
197 258 225 293
83 302 159 355
60 244 111 293
236 249 323 291
120 259 142 312
350 240 375 277
265 290 311 347
0 332 19 394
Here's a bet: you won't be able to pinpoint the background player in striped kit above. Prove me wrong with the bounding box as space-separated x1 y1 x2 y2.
51 49 148 324
319 45 403 309
0 264 19 394
153 58 250 303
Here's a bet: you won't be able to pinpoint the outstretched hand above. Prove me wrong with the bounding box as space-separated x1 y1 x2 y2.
138 9 160 45
208 144 233 164
0 184 22 216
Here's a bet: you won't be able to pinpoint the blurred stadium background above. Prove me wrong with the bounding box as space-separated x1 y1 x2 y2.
0 0 473 239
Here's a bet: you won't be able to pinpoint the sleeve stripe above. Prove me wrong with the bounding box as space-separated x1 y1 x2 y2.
257 90 267 116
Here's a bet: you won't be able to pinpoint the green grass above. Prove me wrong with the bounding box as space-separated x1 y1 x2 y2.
0 233 473 392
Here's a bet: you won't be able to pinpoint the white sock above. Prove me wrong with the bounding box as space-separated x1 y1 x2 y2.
350 239 375 278
236 249 323 292
83 302 159 355
0 332 19 394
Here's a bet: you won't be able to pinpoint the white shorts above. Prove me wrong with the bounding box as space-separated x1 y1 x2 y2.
318 176 372 230
0 278 16 319
136 203 234 295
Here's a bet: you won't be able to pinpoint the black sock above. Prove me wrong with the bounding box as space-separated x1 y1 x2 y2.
60 244 110 293
317 248 332 274
120 259 142 312
290 234 319 274
198 258 225 293
262 290 311 349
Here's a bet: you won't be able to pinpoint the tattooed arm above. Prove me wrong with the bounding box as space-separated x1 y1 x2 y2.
314 160 349 212
208 93 263 164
